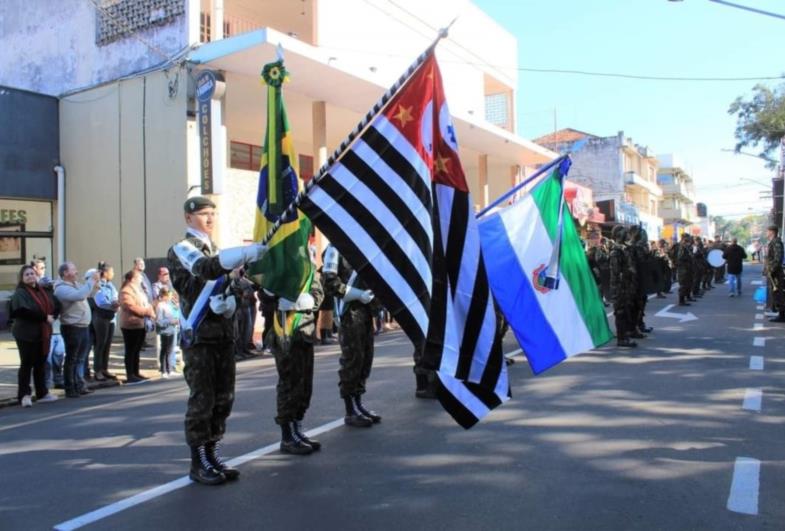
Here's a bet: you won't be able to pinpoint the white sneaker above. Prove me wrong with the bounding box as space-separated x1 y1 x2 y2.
21 395 32 407
161 372 169 379
38 393 58 403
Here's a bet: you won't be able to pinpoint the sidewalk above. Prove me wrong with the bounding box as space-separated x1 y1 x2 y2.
0 330 174 408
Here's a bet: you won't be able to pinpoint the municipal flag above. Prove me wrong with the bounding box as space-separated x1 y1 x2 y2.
478 160 613 374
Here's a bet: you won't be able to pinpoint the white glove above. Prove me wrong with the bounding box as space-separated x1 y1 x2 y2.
294 293 315 312
218 243 269 270
343 287 374 304
209 294 237 318
278 298 297 311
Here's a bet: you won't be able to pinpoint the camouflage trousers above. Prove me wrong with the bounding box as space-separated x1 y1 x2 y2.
272 338 314 425
338 308 374 398
183 341 236 447
613 295 636 341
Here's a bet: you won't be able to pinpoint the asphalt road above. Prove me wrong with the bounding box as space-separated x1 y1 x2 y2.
1 263 783 530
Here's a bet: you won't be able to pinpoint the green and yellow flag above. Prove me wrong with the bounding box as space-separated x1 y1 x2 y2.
247 60 313 314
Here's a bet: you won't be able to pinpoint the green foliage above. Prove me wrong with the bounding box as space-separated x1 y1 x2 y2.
713 214 768 245
728 83 785 169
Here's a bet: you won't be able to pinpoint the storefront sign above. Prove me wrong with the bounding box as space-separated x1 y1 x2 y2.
197 71 217 195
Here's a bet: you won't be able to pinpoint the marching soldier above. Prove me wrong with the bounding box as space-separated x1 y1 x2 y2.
168 196 268 486
609 226 637 348
765 225 785 322
268 273 325 454
322 244 382 427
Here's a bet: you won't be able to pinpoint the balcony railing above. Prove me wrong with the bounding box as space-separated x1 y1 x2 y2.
624 171 662 197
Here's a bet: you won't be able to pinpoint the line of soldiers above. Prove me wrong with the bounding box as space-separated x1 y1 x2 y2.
168 197 383 487
587 227 730 347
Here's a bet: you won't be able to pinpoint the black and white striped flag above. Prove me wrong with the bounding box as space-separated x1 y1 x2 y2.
299 52 509 428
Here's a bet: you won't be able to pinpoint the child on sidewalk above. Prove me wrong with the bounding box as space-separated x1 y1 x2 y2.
155 287 178 378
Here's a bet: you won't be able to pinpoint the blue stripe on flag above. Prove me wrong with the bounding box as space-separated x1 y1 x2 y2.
479 212 567 375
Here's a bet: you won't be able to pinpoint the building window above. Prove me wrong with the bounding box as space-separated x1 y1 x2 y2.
200 12 211 42
230 141 313 181
484 93 509 129
230 141 262 170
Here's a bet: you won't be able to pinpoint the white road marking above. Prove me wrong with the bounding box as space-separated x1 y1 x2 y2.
654 304 698 323
749 356 764 370
726 457 760 515
751 280 763 285
753 323 764 330
753 337 765 347
504 348 523 359
742 388 762 412
754 314 764 320
53 418 346 530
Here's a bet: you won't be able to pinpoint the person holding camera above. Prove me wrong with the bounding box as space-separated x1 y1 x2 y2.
92 262 120 381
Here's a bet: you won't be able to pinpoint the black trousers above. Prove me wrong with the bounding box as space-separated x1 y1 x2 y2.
16 339 48 400
121 328 146 378
92 317 115 374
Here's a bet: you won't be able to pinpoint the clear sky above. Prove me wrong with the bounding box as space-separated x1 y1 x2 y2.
472 0 784 217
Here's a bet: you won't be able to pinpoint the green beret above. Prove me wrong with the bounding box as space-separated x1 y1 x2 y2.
184 196 216 214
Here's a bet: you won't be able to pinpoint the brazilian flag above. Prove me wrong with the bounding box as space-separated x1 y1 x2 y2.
248 60 313 314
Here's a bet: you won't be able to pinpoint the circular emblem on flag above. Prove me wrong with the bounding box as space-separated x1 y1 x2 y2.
532 264 552 294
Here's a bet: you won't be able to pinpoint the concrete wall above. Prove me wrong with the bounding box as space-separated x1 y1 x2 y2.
1 0 189 96
60 68 188 275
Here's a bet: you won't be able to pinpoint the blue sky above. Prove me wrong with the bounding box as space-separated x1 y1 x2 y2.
473 0 784 217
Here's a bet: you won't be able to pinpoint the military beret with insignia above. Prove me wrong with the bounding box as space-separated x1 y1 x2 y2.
184 196 216 213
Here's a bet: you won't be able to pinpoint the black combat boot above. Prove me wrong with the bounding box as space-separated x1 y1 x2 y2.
320 329 329 345
639 325 653 334
352 394 381 423
415 374 437 399
343 397 373 427
294 420 321 451
629 331 647 339
280 421 314 454
617 338 638 348
190 445 226 486
206 441 240 480
678 296 690 306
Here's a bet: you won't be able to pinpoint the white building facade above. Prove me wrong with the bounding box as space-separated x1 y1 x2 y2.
1 0 555 276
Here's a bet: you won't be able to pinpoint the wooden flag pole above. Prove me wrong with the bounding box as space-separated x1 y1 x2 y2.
259 20 456 245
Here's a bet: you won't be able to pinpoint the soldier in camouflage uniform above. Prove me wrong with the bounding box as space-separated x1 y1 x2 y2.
609 226 637 348
676 233 694 306
322 244 382 427
691 237 705 299
268 273 325 454
766 225 785 322
628 227 653 336
168 196 268 486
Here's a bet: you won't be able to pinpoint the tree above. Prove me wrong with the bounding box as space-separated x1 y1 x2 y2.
728 83 785 169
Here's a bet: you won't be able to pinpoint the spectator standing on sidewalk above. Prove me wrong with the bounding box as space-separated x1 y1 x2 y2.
54 262 99 398
155 287 179 377
119 270 156 383
10 265 61 407
31 258 64 389
722 238 747 298
92 262 120 381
